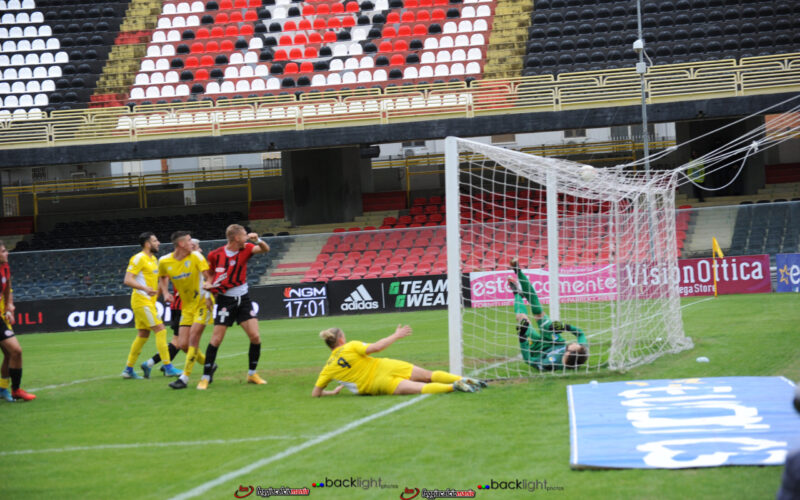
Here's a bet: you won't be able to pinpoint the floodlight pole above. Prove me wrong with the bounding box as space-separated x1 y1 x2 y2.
635 0 651 181
636 0 656 255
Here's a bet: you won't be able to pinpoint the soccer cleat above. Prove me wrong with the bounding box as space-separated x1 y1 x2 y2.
196 378 209 390
12 388 36 401
509 257 520 274
209 363 218 384
507 277 521 295
140 362 152 379
247 373 267 385
0 387 14 402
121 368 142 380
159 365 166 375
462 377 488 390
453 379 476 393
163 366 182 378
169 378 187 389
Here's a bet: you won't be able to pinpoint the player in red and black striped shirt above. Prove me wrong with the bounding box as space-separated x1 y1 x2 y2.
199 224 270 389
0 241 35 401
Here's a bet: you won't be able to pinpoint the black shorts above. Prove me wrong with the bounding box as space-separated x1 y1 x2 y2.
2 317 14 341
214 294 257 327
170 309 182 335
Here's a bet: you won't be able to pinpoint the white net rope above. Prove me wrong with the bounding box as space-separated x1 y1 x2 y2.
449 138 693 379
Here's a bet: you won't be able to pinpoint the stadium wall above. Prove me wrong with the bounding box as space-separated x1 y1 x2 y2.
2 92 795 168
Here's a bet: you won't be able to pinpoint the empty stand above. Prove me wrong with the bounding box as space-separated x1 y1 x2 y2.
10 234 284 301
26 211 246 250
0 0 130 114
524 0 800 75
126 0 496 103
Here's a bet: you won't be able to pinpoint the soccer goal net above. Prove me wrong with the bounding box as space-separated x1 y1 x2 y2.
444 137 693 379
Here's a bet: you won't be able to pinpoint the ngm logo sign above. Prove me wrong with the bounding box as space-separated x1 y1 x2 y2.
283 286 326 299
281 285 328 318
776 253 800 293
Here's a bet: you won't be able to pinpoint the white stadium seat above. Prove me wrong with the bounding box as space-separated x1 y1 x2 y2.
403 67 418 79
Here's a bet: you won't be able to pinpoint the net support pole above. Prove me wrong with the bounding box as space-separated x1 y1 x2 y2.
444 136 463 375
546 168 560 320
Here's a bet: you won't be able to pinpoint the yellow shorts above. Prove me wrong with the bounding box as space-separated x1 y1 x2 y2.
180 299 213 327
367 358 414 395
133 303 163 330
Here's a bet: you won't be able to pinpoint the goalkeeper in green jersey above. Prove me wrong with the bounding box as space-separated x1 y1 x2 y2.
508 258 588 371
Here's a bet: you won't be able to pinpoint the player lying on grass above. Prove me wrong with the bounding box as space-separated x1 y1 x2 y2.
508 258 588 371
312 325 486 397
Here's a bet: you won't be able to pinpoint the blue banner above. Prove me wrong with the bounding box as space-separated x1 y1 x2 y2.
776 253 800 293
568 377 800 469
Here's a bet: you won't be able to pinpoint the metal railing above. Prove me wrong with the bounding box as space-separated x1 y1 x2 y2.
0 53 796 150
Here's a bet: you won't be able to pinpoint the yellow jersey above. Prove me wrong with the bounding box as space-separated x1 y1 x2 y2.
158 251 209 307
314 341 378 394
126 251 159 308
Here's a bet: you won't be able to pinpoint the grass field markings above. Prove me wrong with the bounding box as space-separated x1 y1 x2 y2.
167 394 432 500
28 375 117 393
567 385 578 466
681 297 716 309
0 435 307 457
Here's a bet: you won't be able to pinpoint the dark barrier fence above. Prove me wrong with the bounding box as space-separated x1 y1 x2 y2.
10 275 449 334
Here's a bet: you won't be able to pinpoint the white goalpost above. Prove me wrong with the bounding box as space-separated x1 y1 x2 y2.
445 137 693 378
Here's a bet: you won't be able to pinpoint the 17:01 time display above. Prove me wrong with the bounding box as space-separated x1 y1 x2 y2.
284 298 327 318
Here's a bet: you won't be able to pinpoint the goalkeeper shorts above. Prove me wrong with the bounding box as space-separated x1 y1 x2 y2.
367 358 414 395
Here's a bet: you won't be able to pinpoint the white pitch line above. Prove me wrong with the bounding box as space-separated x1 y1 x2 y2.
567 385 578 466
0 435 304 456
28 375 116 393
168 394 431 500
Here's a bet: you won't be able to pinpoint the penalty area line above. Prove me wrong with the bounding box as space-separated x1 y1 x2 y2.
168 394 431 500
28 375 116 393
0 435 303 456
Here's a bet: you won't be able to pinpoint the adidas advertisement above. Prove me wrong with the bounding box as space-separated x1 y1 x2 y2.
328 281 385 315
339 284 381 312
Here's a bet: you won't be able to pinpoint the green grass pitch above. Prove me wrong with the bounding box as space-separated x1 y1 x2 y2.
1 293 798 499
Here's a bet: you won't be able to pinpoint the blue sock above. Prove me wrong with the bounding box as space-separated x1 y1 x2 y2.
124 366 134 373
164 363 174 370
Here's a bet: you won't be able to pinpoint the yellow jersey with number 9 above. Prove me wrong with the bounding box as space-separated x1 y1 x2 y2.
314 341 378 394
127 251 159 308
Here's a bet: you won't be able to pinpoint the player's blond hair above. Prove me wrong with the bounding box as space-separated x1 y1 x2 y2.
226 224 246 241
320 328 343 349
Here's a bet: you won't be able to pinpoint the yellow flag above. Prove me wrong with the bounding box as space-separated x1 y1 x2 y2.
712 237 724 259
